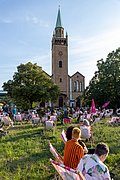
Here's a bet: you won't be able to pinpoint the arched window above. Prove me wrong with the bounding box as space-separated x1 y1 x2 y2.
60 78 62 82
59 60 62 68
59 96 63 107
74 81 77 92
76 80 79 91
80 82 82 92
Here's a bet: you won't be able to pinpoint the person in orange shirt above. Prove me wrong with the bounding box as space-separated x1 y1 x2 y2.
66 126 88 154
64 127 84 169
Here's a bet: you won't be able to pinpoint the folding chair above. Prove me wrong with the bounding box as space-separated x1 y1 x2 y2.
48 142 63 163
45 120 54 129
80 125 91 139
108 116 120 126
2 117 11 131
50 115 57 121
44 120 56 135
50 159 85 180
32 117 41 127
60 129 67 144
63 118 72 124
80 125 94 146
15 114 22 124
0 120 7 136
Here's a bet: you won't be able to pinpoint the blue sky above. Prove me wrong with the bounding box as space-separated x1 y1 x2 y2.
0 0 120 89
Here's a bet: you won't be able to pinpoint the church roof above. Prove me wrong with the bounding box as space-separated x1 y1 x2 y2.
55 8 62 28
71 71 85 78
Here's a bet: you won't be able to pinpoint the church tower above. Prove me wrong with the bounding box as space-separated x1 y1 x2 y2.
52 8 69 107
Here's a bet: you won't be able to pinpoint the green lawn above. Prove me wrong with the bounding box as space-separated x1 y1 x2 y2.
0 119 120 180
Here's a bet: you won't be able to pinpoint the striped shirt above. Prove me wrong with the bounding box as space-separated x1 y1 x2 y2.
64 139 84 169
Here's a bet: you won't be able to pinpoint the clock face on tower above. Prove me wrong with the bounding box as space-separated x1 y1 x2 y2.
58 51 63 56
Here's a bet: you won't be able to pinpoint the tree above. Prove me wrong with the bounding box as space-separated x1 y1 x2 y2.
2 62 60 109
84 47 120 109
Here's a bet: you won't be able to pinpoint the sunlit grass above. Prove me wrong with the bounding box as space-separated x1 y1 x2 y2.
0 118 120 180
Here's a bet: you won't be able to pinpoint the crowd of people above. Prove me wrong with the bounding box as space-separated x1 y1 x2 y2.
0 102 118 179
0 101 119 134
63 126 111 179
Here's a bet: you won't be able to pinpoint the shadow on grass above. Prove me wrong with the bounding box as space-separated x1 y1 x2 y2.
1 128 45 143
10 124 32 131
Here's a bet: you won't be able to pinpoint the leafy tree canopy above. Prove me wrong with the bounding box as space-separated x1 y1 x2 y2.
84 47 120 109
2 62 60 109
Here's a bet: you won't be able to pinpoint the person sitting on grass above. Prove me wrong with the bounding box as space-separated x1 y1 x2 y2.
64 127 84 170
77 142 111 180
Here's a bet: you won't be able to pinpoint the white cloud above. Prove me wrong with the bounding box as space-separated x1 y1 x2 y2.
25 15 49 27
68 28 120 86
0 18 13 23
70 29 120 56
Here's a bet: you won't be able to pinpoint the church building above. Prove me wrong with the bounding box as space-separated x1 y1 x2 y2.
50 8 85 107
51 8 85 107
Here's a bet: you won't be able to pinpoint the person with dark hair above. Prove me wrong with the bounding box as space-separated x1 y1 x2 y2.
77 143 111 180
66 126 74 141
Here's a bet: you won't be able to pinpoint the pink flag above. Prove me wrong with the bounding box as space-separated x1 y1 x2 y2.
90 99 96 114
102 101 110 108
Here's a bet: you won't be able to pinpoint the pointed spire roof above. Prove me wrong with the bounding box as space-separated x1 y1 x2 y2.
55 7 62 28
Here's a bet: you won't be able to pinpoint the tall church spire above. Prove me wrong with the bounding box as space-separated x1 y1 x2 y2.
54 7 64 38
52 7 68 107
55 7 62 28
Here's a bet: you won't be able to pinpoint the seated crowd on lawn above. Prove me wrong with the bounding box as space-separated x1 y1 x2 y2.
0 102 120 133
0 101 119 124
0 102 119 179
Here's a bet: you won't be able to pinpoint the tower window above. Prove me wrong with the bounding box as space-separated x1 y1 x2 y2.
59 60 62 68
60 78 62 82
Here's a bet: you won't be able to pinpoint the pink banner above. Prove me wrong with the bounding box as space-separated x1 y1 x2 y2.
102 101 110 108
90 99 96 114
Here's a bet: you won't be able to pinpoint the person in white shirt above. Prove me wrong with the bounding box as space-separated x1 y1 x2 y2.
77 142 111 180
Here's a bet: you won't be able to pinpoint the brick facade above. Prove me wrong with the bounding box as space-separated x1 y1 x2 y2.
50 8 85 107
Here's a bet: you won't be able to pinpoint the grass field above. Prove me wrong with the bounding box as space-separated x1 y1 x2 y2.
0 118 120 180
